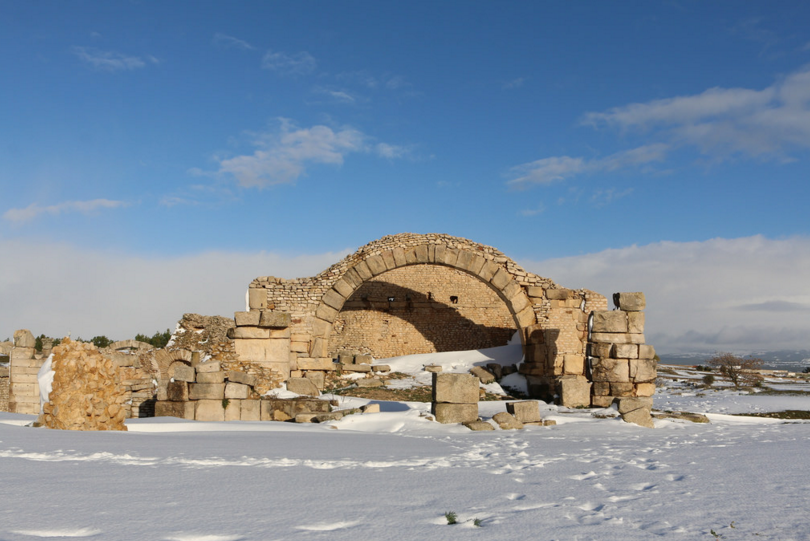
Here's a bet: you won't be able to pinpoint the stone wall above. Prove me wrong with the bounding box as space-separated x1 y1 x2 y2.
330 265 517 358
0 364 8 411
8 330 45 415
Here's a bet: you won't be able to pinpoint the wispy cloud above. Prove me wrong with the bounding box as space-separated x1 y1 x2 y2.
212 119 406 188
520 204 545 217
213 33 255 50
507 144 668 188
4 199 127 223
582 65 810 159
312 86 359 104
503 77 525 89
72 47 158 72
262 50 316 75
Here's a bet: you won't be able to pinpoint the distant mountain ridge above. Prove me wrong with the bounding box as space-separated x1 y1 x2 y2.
659 350 810 371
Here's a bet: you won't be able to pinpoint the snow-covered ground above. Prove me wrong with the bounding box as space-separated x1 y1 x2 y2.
2 347 810 540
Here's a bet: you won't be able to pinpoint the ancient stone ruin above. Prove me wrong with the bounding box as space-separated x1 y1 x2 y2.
228 233 656 419
1 233 657 427
38 339 128 431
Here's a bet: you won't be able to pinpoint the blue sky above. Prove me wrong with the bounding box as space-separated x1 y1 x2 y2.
1 2 809 353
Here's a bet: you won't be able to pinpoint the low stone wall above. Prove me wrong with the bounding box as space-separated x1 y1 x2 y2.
0 364 9 412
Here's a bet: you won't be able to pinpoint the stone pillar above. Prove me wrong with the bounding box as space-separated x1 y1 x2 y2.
8 330 44 415
589 292 656 427
431 373 479 423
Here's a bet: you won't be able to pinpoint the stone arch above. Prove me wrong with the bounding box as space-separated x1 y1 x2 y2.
109 340 154 352
310 238 537 358
153 349 193 381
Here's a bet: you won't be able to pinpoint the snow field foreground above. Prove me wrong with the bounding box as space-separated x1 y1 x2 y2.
2 403 810 540
2 343 809 540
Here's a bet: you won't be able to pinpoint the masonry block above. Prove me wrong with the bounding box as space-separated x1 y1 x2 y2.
629 358 657 382
195 400 226 421
557 376 591 408
155 401 195 420
248 288 267 310
188 383 225 400
638 345 656 360
591 311 628 333
259 311 291 328
613 292 646 311
241 399 261 421
225 383 250 400
167 381 188 401
591 358 630 383
431 403 478 424
196 371 226 384
432 373 479 404
506 401 542 423
612 344 639 359
234 311 261 326
628 312 645 334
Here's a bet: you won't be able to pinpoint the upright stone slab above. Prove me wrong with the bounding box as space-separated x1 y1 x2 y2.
432 373 479 404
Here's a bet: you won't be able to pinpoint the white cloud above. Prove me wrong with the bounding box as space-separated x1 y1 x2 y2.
521 235 810 354
375 143 409 159
262 50 316 75
0 240 350 341
215 120 404 188
4 199 127 223
213 33 255 50
582 65 810 159
312 86 358 104
72 47 157 71
507 144 668 187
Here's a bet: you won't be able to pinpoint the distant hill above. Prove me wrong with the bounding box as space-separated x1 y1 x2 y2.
660 350 810 372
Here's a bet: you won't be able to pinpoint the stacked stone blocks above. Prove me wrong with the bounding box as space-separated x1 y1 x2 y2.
589 293 657 424
431 372 479 423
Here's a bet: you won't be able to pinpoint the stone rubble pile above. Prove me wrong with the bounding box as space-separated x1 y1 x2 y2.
39 339 128 431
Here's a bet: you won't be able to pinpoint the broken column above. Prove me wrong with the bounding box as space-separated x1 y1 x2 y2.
431 373 479 423
589 292 656 427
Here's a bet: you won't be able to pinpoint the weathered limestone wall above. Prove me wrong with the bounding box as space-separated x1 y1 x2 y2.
232 233 599 391
0 365 8 411
330 265 517 358
8 330 44 415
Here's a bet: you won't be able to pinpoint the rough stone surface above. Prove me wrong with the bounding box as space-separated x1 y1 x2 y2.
167 381 188 401
188 383 226 400
431 403 478 424
591 311 628 333
172 364 196 383
432 373 479 404
39 339 128 431
506 401 542 423
225 382 250 399
470 366 496 384
13 330 36 348
425 365 443 373
360 404 380 413
492 412 524 430
195 399 226 422
464 420 495 431
155 400 195 420
613 292 646 311
557 376 591 408
286 377 320 397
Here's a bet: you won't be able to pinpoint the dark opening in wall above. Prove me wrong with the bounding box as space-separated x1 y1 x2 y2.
450 296 459 304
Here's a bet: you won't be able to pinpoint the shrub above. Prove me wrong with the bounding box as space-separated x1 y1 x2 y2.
445 511 457 525
702 374 715 386
707 352 763 390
